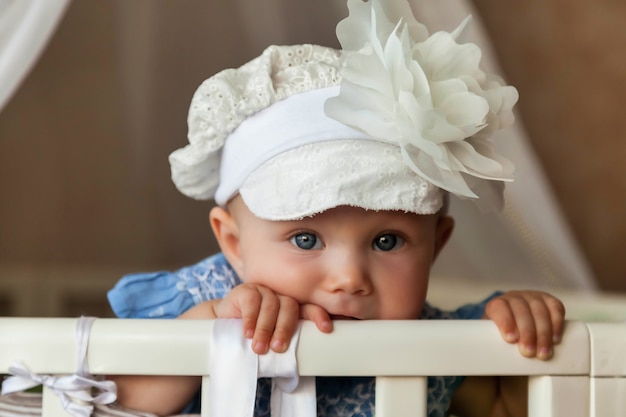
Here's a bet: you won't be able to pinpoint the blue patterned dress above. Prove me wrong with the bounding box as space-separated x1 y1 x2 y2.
108 253 499 417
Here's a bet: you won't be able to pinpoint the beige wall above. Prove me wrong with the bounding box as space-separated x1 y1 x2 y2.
473 0 626 291
0 0 624 309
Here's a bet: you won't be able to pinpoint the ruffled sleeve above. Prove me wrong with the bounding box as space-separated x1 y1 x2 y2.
107 253 242 319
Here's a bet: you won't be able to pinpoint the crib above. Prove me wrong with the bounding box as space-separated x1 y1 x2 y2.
0 318 625 417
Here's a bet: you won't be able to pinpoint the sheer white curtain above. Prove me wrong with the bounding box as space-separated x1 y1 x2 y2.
0 0 595 291
409 0 596 290
344 0 594 290
0 0 69 112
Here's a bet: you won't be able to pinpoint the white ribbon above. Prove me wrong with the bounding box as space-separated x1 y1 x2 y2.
1 317 117 417
209 319 316 417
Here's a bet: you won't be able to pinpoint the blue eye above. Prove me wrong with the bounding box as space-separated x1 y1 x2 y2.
291 233 322 250
373 234 404 251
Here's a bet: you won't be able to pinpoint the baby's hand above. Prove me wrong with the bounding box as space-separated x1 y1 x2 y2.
484 291 566 360
212 283 333 354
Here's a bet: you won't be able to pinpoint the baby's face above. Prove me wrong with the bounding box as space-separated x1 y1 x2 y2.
226 198 450 320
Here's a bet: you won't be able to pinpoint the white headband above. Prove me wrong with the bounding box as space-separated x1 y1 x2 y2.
216 87 370 206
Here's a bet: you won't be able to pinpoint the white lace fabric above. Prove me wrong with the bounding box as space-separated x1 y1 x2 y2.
240 139 442 220
169 44 342 201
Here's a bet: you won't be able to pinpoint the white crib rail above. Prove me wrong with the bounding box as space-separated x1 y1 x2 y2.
0 319 624 417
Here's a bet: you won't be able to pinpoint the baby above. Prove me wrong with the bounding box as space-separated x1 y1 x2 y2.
108 1 565 416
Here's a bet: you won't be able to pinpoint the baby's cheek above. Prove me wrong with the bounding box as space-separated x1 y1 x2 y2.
380 279 428 319
242 269 311 301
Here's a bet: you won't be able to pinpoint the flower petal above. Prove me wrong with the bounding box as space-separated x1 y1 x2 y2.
401 145 477 198
337 0 430 52
326 0 519 209
325 82 398 140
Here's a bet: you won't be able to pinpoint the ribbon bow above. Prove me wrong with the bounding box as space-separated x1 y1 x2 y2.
1 317 117 417
210 319 316 417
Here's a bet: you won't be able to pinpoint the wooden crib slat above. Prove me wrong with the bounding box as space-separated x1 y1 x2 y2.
587 322 626 417
200 376 211 417
88 319 213 375
0 318 77 373
296 320 590 377
374 376 427 417
42 386 73 417
587 322 626 377
590 378 626 417
528 376 590 417
1 319 590 377
5 318 625 417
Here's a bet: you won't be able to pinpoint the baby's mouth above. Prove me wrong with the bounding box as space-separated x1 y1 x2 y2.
330 315 360 320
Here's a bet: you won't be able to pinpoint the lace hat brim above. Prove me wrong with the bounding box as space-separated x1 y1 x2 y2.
216 85 444 219
239 139 443 221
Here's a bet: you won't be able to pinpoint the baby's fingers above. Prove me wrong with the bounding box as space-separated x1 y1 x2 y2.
486 291 567 361
484 297 520 344
545 295 566 344
486 294 543 357
229 284 281 354
524 297 553 360
266 295 300 354
269 303 334 353
244 289 285 354
301 304 333 334
517 294 566 360
266 301 333 353
212 284 304 355
494 295 546 358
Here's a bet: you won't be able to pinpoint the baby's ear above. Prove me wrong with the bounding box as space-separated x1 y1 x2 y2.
433 215 454 261
209 206 243 275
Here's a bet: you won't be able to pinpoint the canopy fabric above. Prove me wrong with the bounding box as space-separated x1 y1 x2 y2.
0 0 70 112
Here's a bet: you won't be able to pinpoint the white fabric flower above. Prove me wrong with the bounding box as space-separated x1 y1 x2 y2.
325 0 518 207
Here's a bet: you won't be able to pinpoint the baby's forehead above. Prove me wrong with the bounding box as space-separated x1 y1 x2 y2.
272 205 440 228
231 196 438 226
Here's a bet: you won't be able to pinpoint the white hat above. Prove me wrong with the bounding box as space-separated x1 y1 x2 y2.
169 0 518 220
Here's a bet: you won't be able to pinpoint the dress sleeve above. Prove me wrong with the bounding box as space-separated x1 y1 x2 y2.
107 253 242 319
421 291 504 320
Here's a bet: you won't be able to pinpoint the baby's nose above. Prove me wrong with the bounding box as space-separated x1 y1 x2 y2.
327 260 372 295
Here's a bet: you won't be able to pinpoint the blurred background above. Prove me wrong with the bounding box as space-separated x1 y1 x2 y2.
0 0 624 317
